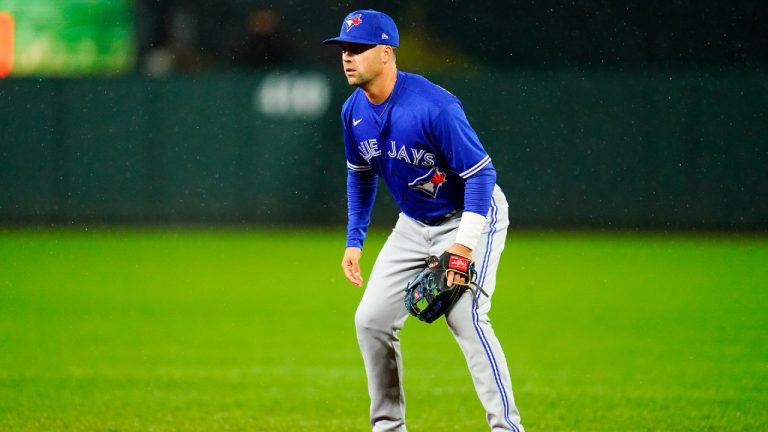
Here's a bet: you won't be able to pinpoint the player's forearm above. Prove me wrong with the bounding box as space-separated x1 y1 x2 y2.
463 164 495 214
346 169 378 249
456 166 496 250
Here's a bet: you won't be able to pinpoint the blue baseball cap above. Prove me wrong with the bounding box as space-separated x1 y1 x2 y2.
323 10 399 47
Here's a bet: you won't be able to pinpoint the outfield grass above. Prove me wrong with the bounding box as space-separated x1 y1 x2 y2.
0 228 766 431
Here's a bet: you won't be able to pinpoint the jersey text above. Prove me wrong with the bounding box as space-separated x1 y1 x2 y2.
387 141 435 167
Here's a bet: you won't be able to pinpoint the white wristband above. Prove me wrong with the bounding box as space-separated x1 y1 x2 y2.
454 211 488 251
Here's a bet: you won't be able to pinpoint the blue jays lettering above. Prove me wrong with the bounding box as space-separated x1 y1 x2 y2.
356 139 436 167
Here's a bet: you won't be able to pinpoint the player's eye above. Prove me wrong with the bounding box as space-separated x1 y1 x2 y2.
342 44 375 55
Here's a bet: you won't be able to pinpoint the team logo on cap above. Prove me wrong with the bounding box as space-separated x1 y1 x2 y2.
345 14 362 31
409 167 447 198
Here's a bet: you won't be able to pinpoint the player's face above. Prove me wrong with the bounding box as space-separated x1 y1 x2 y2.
339 42 383 87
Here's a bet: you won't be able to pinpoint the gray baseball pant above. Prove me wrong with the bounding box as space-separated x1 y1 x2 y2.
354 185 524 432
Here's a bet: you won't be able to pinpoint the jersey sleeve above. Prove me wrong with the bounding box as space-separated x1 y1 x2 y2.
342 109 372 172
432 102 491 179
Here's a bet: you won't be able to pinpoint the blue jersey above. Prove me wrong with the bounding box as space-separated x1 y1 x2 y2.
343 71 495 248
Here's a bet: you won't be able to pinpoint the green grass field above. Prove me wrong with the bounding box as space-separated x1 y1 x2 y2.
0 228 766 431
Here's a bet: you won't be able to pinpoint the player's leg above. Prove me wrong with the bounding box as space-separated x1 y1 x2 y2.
440 187 525 432
355 214 428 432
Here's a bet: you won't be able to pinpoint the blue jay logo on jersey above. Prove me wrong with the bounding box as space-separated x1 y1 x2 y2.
408 167 447 198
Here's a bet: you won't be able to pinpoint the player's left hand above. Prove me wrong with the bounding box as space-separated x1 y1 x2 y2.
444 243 472 287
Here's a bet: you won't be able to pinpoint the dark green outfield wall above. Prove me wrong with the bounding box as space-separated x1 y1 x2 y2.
1 69 766 229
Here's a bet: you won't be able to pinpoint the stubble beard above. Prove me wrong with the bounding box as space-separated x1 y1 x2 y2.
346 71 370 88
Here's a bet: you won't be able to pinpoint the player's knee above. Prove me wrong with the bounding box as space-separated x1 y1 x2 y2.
354 304 391 336
354 306 377 333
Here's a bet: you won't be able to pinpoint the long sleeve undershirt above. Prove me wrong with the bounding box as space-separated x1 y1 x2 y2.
346 169 378 249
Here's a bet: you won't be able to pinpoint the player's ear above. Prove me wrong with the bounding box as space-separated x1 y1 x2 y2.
382 45 394 64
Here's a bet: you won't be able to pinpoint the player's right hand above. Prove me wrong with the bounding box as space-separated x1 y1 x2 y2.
342 247 364 287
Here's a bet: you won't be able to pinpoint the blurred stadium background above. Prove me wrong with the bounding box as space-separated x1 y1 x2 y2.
0 1 766 431
0 0 765 229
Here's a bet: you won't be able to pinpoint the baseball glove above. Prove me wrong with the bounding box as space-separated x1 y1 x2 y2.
404 252 488 323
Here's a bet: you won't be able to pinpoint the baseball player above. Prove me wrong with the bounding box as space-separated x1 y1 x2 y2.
324 10 525 432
